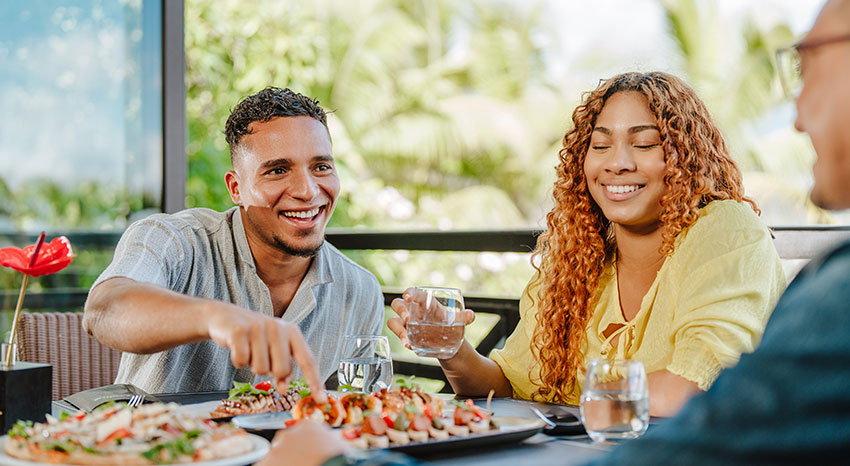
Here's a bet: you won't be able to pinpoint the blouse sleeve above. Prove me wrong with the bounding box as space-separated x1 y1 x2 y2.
489 279 541 400
667 202 786 390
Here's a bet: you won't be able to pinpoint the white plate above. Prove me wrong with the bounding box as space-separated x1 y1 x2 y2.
178 400 224 419
0 433 270 466
232 411 294 430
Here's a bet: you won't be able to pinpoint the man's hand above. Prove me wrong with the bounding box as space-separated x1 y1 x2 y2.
256 420 349 466
84 277 327 401
205 302 326 402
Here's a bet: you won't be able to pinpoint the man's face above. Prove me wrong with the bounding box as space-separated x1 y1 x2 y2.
226 115 339 257
794 1 850 210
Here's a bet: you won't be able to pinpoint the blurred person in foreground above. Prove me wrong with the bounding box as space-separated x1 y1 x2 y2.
262 1 850 464
83 88 384 397
390 71 784 417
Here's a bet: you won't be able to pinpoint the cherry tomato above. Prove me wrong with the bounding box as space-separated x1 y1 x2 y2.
254 381 272 392
100 428 132 445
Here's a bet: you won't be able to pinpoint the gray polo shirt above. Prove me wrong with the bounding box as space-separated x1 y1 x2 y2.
92 207 383 394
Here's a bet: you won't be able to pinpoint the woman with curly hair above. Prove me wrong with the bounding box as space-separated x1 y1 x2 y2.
389 71 785 416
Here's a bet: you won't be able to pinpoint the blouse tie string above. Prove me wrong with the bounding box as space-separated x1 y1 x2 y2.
601 321 637 359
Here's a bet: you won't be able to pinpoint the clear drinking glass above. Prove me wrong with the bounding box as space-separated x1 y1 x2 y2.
337 335 393 393
580 358 649 442
405 286 465 359
1 343 17 368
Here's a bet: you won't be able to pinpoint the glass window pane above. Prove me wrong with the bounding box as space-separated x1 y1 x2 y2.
0 1 163 341
0 0 162 231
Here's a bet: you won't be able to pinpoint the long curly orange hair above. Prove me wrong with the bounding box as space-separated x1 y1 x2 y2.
529 71 757 402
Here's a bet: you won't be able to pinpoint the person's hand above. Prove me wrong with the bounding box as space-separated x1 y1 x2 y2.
256 420 350 466
387 287 475 351
204 302 326 402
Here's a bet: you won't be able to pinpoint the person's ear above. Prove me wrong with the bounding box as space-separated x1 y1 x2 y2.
225 170 242 206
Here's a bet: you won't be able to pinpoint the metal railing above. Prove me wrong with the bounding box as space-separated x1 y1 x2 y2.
325 229 537 385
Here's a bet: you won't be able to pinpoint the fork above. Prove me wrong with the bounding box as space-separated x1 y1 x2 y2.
530 407 557 429
128 394 145 408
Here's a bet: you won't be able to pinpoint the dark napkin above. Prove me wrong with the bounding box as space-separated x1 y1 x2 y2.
540 406 586 436
63 384 160 413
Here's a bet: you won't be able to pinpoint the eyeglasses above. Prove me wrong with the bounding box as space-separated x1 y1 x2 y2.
776 33 850 98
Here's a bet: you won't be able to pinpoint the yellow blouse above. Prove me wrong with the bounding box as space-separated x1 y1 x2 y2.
489 200 786 404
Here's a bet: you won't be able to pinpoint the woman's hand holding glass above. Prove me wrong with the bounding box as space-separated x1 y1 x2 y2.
388 286 475 359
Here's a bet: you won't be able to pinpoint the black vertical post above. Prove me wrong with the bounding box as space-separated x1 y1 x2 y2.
162 0 186 214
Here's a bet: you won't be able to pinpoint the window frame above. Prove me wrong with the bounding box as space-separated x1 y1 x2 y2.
162 0 186 213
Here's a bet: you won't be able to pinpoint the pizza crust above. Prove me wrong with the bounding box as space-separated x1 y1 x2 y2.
5 437 156 465
5 433 255 465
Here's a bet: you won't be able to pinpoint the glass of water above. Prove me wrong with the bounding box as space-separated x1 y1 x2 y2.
580 358 649 442
405 286 465 359
337 335 393 393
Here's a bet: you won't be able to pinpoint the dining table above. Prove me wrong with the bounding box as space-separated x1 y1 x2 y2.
51 391 624 466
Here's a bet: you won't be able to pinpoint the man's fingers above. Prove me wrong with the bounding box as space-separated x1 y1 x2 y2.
250 323 271 375
285 324 326 403
461 309 476 325
229 326 251 368
268 322 292 381
275 377 290 395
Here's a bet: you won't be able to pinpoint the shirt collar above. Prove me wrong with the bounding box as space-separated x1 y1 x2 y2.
231 207 257 268
301 242 333 288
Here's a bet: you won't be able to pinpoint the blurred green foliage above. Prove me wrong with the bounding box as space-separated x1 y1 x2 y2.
183 0 565 226
182 0 574 301
0 1 828 361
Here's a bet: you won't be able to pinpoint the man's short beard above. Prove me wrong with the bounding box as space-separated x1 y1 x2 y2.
273 235 323 257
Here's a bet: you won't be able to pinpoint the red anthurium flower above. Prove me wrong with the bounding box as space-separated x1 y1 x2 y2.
0 236 75 276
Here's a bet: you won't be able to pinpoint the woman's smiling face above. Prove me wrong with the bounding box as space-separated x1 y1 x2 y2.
583 91 668 234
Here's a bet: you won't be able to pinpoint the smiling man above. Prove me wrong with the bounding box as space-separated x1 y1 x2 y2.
83 88 383 397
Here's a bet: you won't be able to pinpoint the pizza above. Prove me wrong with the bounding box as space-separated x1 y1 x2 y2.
4 402 254 465
290 387 493 449
209 381 301 419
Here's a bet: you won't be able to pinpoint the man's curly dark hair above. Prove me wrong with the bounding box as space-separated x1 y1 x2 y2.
224 87 328 163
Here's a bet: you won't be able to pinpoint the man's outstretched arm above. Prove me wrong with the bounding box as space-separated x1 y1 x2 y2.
83 277 326 399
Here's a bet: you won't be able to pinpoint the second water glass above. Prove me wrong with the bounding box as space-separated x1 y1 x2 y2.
337 335 393 393
579 358 649 442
